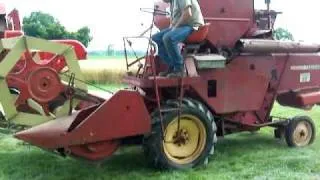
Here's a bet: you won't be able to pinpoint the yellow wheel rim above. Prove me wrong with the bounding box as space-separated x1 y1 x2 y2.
293 121 312 147
163 114 207 165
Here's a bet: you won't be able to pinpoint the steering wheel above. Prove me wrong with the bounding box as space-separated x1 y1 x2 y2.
140 6 170 16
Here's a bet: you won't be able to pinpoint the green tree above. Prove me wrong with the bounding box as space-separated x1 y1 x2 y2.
273 28 294 41
75 27 92 47
23 12 92 47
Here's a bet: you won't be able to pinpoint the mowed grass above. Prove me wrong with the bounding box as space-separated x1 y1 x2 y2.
0 84 319 180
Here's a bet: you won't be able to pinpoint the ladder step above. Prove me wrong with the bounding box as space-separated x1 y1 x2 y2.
160 108 180 113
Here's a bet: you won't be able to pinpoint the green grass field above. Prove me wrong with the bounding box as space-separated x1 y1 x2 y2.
0 84 319 180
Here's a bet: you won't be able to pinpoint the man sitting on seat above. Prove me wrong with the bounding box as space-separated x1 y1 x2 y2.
152 0 204 78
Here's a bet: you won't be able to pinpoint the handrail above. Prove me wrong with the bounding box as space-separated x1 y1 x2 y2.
123 35 159 75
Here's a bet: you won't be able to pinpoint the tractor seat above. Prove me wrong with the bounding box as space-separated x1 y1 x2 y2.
185 23 210 44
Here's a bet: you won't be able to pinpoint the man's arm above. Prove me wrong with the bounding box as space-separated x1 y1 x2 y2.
172 7 192 29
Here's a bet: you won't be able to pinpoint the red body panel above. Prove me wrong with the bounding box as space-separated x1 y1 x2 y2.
193 57 270 113
154 1 170 30
15 90 151 149
39 40 87 60
277 90 320 109
4 30 23 38
154 0 254 47
125 53 320 120
51 40 87 60
201 0 254 47
278 54 320 92
299 92 320 105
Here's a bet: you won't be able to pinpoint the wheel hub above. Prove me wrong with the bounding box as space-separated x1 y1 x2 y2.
173 129 190 146
5 49 68 115
28 67 63 103
293 121 312 147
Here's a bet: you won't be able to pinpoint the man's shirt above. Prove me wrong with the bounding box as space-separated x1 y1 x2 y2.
171 0 204 30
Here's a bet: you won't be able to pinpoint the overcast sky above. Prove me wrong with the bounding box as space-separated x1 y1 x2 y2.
2 0 320 50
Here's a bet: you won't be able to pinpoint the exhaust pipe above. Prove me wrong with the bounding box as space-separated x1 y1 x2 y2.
238 39 320 53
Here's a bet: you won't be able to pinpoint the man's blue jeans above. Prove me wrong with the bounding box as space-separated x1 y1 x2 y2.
152 26 193 71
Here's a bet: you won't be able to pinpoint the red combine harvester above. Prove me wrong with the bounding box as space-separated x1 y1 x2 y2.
1 0 319 170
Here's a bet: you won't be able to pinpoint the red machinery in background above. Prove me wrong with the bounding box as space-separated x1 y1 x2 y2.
0 3 87 60
7 9 21 31
0 0 319 170
0 4 22 38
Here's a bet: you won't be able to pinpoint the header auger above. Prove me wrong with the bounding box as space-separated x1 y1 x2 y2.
0 0 320 170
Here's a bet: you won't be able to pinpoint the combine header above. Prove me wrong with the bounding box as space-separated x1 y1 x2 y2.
0 0 319 170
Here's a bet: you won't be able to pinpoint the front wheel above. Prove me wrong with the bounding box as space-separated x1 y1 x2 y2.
285 116 316 147
143 99 216 170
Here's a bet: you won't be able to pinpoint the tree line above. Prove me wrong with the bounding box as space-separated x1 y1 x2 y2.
22 12 294 49
23 12 92 47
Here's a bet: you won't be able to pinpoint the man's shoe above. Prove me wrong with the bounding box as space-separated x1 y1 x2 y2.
166 70 184 78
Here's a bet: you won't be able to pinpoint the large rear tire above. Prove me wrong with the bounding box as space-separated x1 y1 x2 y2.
143 98 217 170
